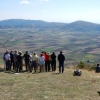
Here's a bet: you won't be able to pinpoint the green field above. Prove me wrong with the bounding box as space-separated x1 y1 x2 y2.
0 28 100 65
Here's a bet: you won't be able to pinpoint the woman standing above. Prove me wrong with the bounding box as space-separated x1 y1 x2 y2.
39 53 45 72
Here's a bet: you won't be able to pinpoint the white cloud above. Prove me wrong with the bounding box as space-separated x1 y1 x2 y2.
20 0 30 4
40 0 50 2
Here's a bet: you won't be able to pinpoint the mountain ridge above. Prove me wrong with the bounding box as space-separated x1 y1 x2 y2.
0 19 100 32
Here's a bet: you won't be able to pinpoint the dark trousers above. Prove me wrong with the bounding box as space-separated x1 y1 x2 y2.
25 61 30 71
45 60 50 72
14 62 17 71
16 62 22 72
6 60 11 70
31 61 37 72
59 62 64 73
10 60 14 70
51 61 56 71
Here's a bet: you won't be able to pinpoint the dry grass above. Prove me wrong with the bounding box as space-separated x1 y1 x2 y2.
0 65 100 100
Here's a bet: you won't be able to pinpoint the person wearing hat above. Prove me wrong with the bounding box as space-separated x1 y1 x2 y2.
31 52 38 73
16 51 23 73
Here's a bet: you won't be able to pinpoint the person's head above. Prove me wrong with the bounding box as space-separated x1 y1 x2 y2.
52 51 55 55
40 53 43 57
26 51 28 54
6 49 9 53
60 51 62 54
44 51 46 54
97 64 99 67
10 51 12 53
41 51 44 54
48 52 50 55
18 51 22 55
15 50 18 54
34 52 36 55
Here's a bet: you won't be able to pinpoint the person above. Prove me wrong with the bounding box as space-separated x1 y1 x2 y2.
5 50 11 70
39 53 45 72
28 52 32 72
23 51 31 71
73 69 82 76
48 52 52 71
3 49 8 70
16 51 23 73
51 52 56 71
58 51 65 73
10 51 14 70
31 52 38 73
44 52 50 72
13 50 18 71
95 64 100 73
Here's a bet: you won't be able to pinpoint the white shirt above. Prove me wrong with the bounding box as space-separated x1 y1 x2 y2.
5 53 10 60
32 54 38 61
39 56 45 62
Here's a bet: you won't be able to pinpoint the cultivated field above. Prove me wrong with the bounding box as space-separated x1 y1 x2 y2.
0 28 100 66
0 66 100 100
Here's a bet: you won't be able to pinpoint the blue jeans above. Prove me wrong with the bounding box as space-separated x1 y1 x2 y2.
59 62 64 73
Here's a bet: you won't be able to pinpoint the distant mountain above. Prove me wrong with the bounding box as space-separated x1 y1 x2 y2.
61 21 100 32
0 19 100 32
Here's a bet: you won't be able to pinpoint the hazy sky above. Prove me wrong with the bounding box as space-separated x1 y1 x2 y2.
0 0 100 23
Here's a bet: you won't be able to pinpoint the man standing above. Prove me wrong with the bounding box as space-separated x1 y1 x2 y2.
23 51 31 71
51 52 56 71
10 51 14 70
44 52 50 72
13 50 18 71
16 51 23 73
31 52 38 73
58 51 65 73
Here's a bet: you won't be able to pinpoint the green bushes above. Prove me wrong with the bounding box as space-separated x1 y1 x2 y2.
77 61 95 71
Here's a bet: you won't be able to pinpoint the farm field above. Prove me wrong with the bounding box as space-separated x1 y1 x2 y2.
0 28 100 66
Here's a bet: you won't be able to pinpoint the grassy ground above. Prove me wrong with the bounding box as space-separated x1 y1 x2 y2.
0 65 100 100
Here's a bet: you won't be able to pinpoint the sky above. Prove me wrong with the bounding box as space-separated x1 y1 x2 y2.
0 0 100 23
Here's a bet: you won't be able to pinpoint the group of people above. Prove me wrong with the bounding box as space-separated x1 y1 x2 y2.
3 49 65 73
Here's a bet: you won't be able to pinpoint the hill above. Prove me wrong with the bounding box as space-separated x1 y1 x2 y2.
0 19 100 32
0 66 100 100
0 19 100 65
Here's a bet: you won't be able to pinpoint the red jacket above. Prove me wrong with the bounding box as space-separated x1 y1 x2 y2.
44 54 50 61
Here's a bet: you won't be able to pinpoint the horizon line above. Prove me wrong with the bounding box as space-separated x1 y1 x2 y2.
0 18 100 24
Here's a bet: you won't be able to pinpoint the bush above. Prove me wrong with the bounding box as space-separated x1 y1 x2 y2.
77 61 95 71
77 61 86 69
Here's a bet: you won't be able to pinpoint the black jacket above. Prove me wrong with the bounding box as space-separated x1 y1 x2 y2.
51 54 56 62
58 54 65 62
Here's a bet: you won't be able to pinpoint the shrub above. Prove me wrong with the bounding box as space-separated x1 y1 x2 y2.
77 61 86 69
77 61 95 71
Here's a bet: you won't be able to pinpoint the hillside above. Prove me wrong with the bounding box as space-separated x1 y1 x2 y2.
0 19 100 65
0 67 100 100
0 19 100 32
